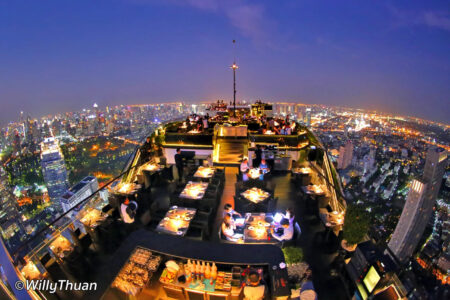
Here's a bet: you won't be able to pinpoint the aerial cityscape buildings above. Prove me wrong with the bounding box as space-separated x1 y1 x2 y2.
389 147 447 263
40 137 69 201
1 1 449 299
0 101 447 300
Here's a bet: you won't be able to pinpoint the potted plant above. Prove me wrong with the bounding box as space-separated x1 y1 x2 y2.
283 247 304 266
283 247 309 280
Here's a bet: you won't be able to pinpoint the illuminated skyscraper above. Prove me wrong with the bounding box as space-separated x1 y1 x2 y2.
388 179 427 262
388 147 447 263
305 108 311 127
422 147 447 204
40 137 69 201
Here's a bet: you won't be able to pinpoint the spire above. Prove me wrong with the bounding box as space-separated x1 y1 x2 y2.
231 40 238 117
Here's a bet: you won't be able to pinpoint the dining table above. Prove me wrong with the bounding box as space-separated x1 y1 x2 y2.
247 168 264 180
179 181 209 200
80 208 108 229
140 162 162 173
156 206 196 236
113 182 141 196
243 213 277 243
194 166 215 179
292 167 313 175
49 235 74 260
21 261 43 280
302 184 326 196
240 187 271 204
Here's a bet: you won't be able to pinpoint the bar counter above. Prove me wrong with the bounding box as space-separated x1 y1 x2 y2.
90 229 290 299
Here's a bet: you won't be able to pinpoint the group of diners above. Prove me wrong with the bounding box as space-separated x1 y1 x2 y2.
221 204 296 244
180 113 211 133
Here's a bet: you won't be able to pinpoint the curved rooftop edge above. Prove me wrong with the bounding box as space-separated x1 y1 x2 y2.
3 106 347 300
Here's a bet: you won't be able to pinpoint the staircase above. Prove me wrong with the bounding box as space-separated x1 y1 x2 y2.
214 137 247 165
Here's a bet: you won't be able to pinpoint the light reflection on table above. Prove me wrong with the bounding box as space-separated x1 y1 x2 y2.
241 187 270 203
156 207 196 236
21 261 42 280
248 168 263 180
179 181 208 200
49 236 74 259
140 163 161 172
80 208 108 228
244 213 272 242
114 182 141 195
303 184 326 195
194 166 215 179
292 167 313 175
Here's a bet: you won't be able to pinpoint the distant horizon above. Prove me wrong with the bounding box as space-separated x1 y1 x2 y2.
1 1 449 128
4 99 448 127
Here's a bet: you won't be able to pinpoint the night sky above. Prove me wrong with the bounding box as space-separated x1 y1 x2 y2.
1 0 449 124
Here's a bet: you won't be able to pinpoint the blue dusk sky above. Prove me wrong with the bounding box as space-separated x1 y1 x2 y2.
0 0 449 123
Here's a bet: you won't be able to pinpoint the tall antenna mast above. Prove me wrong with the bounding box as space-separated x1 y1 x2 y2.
231 40 238 117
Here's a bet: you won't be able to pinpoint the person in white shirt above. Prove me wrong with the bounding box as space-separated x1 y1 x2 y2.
283 208 295 225
240 158 250 173
120 199 138 224
244 271 266 300
271 218 294 242
221 214 243 242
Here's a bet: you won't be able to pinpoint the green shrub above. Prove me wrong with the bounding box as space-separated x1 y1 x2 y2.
282 247 304 264
343 204 370 245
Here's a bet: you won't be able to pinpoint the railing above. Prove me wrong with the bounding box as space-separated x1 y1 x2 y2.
10 123 173 279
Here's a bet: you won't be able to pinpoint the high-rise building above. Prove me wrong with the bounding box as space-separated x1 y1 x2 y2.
388 179 428 263
388 147 447 263
40 137 69 201
60 176 98 213
337 141 353 169
0 168 25 251
305 108 311 127
422 147 447 204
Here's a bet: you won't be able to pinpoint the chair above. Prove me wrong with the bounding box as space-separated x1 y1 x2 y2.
163 285 185 300
186 226 204 241
207 291 230 300
39 252 52 266
185 288 206 300
161 165 174 182
101 204 112 214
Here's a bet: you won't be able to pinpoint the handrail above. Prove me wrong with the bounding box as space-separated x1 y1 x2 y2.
12 125 165 259
13 117 184 260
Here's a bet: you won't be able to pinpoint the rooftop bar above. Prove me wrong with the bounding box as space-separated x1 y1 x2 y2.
6 102 345 300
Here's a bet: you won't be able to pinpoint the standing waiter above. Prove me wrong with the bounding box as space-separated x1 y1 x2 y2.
175 148 184 182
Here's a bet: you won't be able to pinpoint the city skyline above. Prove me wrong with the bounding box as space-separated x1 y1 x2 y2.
0 1 448 298
1 1 449 124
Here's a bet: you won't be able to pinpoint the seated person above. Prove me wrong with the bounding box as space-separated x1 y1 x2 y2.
285 123 292 135
221 214 243 242
204 155 213 167
259 159 270 174
223 203 242 219
240 158 250 173
283 208 295 225
270 218 293 242
244 270 266 300
120 198 138 224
